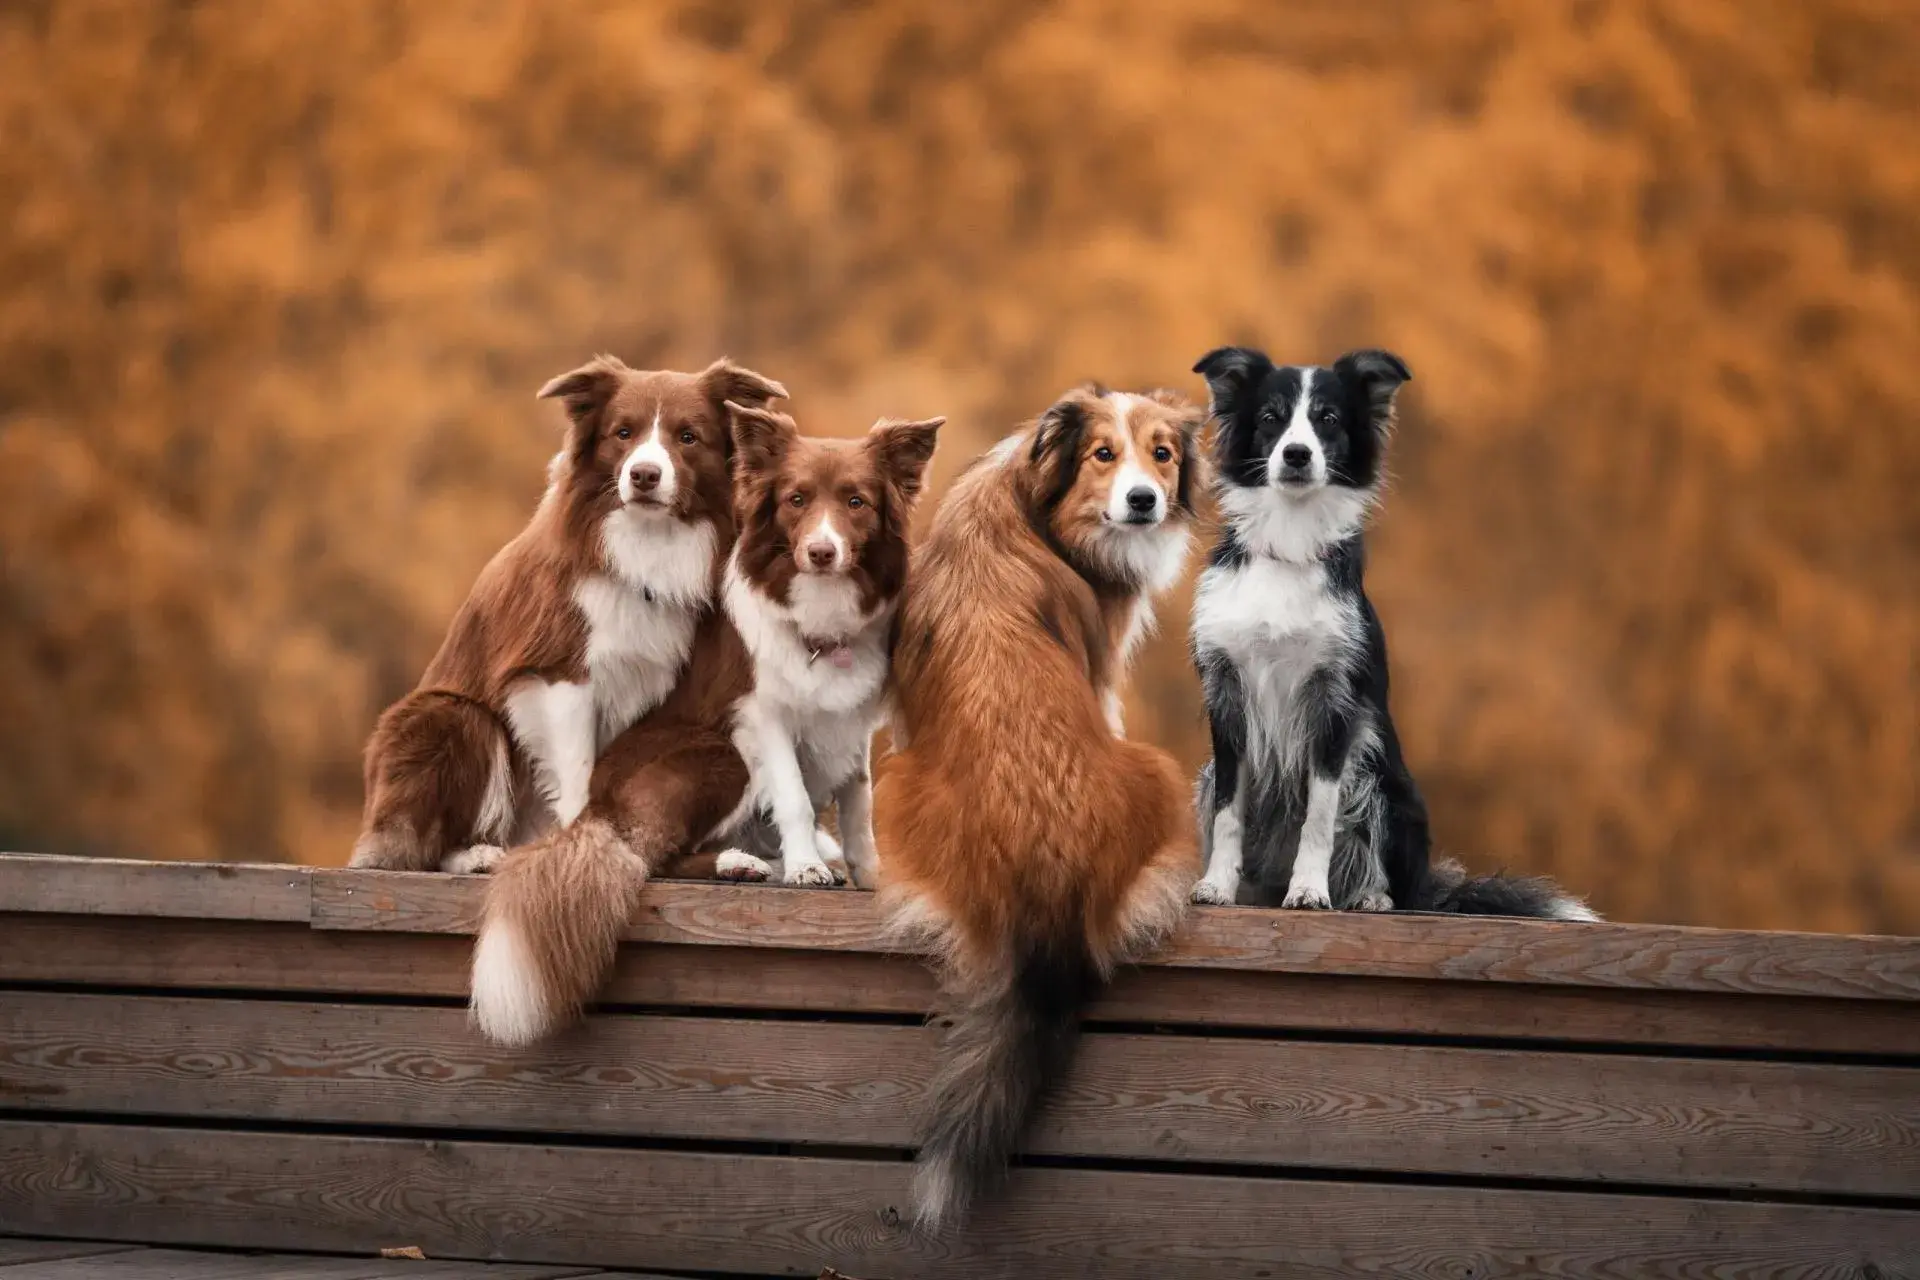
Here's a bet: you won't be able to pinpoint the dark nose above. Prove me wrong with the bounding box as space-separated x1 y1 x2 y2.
1280 444 1313 469
1125 486 1158 515
807 542 837 568
629 462 662 492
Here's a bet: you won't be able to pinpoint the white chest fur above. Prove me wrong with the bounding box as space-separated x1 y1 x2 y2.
724 559 891 796
575 510 716 747
1193 554 1363 770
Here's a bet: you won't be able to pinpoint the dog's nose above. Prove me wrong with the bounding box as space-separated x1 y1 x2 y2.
1280 444 1314 470
806 541 838 569
1125 486 1159 515
629 462 662 492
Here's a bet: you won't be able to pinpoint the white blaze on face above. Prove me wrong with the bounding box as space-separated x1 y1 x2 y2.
801 509 848 573
1267 368 1327 489
1103 393 1165 524
616 408 679 506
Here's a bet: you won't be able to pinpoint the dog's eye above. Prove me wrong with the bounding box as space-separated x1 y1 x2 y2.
1317 407 1339 426
1093 446 1116 463
679 429 697 445
1152 445 1173 463
847 494 865 509
615 426 634 441
788 492 806 507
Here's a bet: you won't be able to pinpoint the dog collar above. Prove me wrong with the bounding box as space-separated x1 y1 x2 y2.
803 636 858 669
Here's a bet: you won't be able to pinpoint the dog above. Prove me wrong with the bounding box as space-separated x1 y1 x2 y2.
350 355 784 874
469 404 941 1046
1189 345 1597 920
874 384 1203 1226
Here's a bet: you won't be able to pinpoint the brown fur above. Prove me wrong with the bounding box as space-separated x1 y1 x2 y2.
352 356 780 872
874 386 1203 1225
470 404 940 1046
728 402 935 617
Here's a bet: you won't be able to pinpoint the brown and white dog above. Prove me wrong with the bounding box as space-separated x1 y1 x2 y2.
350 355 783 873
874 385 1203 1226
469 404 941 1046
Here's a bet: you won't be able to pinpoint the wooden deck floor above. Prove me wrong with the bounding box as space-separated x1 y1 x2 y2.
0 1239 690 1279
3 853 1915 1278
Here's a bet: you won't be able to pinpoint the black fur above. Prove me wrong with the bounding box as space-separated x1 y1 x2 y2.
912 939 1094 1225
1189 345 1593 920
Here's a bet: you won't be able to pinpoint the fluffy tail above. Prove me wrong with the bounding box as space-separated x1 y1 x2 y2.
1417 856 1600 921
469 815 649 1046
912 939 1095 1228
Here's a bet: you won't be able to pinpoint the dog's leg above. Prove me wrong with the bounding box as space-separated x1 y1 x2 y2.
835 744 879 889
1103 688 1127 738
734 705 833 886
1282 674 1354 911
506 679 597 828
1192 667 1248 905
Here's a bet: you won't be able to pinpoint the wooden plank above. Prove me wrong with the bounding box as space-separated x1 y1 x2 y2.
6 993 1914 1196
0 1246 613 1279
0 1242 138 1266
3 1122 1915 1279
0 857 307 924
310 867 1920 1003
7 915 1917 1057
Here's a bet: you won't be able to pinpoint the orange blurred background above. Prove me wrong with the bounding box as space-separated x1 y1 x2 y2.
2 1 1915 932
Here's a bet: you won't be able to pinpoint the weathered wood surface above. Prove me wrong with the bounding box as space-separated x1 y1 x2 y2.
0 1246 626 1278
0 1244 138 1267
5 992 1914 1196
7 914 1917 1055
7 855 1916 1003
0 857 307 923
2 1123 1913 1280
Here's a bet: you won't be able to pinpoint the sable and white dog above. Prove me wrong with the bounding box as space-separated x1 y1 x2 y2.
350 355 783 873
1189 345 1596 920
876 385 1203 1226
469 404 941 1046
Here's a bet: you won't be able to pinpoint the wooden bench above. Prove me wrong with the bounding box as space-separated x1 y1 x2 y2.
2 852 1916 1278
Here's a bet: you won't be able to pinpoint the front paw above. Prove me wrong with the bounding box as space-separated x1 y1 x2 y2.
783 859 839 888
1353 890 1393 913
1281 884 1333 910
442 845 506 875
715 849 775 882
1190 877 1237 906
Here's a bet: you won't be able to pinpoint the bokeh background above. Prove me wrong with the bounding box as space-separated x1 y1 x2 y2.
2 1 1916 932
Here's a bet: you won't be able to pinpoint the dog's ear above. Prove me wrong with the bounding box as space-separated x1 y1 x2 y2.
868 416 944 513
537 354 629 428
1332 348 1412 432
725 400 797 477
1028 391 1093 512
1173 407 1208 514
1191 346 1272 420
702 358 788 413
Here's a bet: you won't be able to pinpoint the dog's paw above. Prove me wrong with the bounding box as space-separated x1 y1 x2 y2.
1190 878 1237 906
1281 884 1334 910
442 845 507 875
783 859 839 888
813 829 844 864
822 858 852 886
1352 890 1394 913
715 849 775 883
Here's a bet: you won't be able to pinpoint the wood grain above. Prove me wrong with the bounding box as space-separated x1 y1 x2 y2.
2 1122 1914 1280
6 992 1914 1195
0 1250 611 1279
0 1242 138 1266
0 857 308 923
7 914 1918 1056
306 866 1920 1003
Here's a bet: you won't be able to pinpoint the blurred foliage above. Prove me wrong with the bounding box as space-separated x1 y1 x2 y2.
1 0 1915 931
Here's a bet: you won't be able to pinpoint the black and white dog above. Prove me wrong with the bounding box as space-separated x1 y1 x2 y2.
1187 345 1596 920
